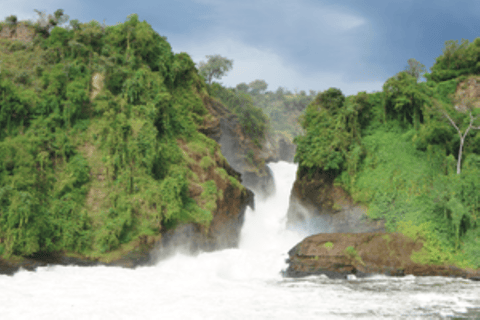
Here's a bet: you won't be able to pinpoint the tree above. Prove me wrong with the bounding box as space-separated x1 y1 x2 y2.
432 95 480 174
4 15 18 36
197 54 233 85
236 82 249 93
294 87 350 173
314 87 345 115
33 9 70 36
383 71 431 130
5 15 17 26
404 58 426 81
442 39 469 68
248 79 268 95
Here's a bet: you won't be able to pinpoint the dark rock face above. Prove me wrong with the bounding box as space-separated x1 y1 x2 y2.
242 167 275 199
0 248 154 276
286 232 480 280
204 97 279 197
278 138 295 163
287 169 384 235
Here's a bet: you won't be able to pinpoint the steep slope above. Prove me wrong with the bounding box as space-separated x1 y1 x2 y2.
0 13 253 270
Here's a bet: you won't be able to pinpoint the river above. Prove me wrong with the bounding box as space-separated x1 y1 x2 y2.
1 161 480 319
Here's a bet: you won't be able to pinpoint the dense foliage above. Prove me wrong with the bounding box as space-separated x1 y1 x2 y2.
239 81 316 140
295 43 480 268
426 38 480 82
208 82 268 146
0 13 237 259
209 77 315 145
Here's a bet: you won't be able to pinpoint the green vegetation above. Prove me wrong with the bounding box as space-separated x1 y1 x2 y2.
344 246 365 266
323 241 334 250
295 40 480 269
208 75 315 149
0 11 241 260
208 82 268 144
197 55 233 85
237 80 316 141
196 54 270 147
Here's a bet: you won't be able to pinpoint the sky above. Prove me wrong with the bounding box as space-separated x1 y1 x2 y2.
2 0 480 96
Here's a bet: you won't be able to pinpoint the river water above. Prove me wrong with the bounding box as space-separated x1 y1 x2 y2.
1 161 480 319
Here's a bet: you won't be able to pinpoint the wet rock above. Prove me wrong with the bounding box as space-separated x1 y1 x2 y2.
242 166 275 198
278 137 295 162
287 168 384 234
286 232 480 280
203 96 278 197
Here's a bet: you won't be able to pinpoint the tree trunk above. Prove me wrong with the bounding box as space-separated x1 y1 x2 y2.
457 136 464 175
413 102 421 131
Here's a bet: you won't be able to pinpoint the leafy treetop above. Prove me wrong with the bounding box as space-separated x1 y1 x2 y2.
197 54 233 85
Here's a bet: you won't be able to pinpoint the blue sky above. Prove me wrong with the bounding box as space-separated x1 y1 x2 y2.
3 0 480 96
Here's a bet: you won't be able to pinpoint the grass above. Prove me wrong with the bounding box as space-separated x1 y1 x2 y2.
323 241 334 250
344 246 365 266
200 156 215 170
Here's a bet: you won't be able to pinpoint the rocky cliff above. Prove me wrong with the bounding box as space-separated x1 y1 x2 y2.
287 168 384 235
203 96 295 198
0 23 35 43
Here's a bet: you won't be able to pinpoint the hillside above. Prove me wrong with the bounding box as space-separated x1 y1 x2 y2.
0 12 255 264
293 40 480 269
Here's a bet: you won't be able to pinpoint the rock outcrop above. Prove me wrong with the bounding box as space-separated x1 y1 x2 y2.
287 168 384 234
175 136 254 252
286 232 480 280
203 96 294 197
0 23 35 43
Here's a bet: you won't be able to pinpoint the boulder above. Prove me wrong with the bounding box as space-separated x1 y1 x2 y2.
286 232 480 280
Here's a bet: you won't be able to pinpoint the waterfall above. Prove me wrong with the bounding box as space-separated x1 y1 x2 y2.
1 161 479 320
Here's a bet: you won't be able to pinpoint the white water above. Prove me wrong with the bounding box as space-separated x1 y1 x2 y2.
1 161 480 319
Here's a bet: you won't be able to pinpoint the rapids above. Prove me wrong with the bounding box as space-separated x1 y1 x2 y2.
1 162 480 319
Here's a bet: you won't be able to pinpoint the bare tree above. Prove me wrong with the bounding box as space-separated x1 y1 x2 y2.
434 95 480 174
32 9 69 34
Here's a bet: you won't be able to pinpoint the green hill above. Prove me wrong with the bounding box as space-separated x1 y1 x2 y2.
294 42 480 269
0 12 249 262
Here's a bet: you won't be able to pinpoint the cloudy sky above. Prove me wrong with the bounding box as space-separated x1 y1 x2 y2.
3 0 480 96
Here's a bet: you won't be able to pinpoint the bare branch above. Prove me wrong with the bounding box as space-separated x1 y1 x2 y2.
441 109 462 136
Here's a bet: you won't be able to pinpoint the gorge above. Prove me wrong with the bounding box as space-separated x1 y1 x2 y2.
1 11 480 319
1 162 480 319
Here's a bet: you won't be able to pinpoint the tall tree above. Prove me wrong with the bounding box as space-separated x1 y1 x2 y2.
404 58 426 81
248 79 268 95
383 71 431 130
236 82 249 93
442 39 469 69
197 55 233 85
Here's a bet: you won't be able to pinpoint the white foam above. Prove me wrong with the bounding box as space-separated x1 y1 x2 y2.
0 161 479 319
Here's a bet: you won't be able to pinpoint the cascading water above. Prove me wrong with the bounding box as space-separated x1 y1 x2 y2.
1 161 480 319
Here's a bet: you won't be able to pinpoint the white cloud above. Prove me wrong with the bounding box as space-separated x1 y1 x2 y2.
172 37 385 97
